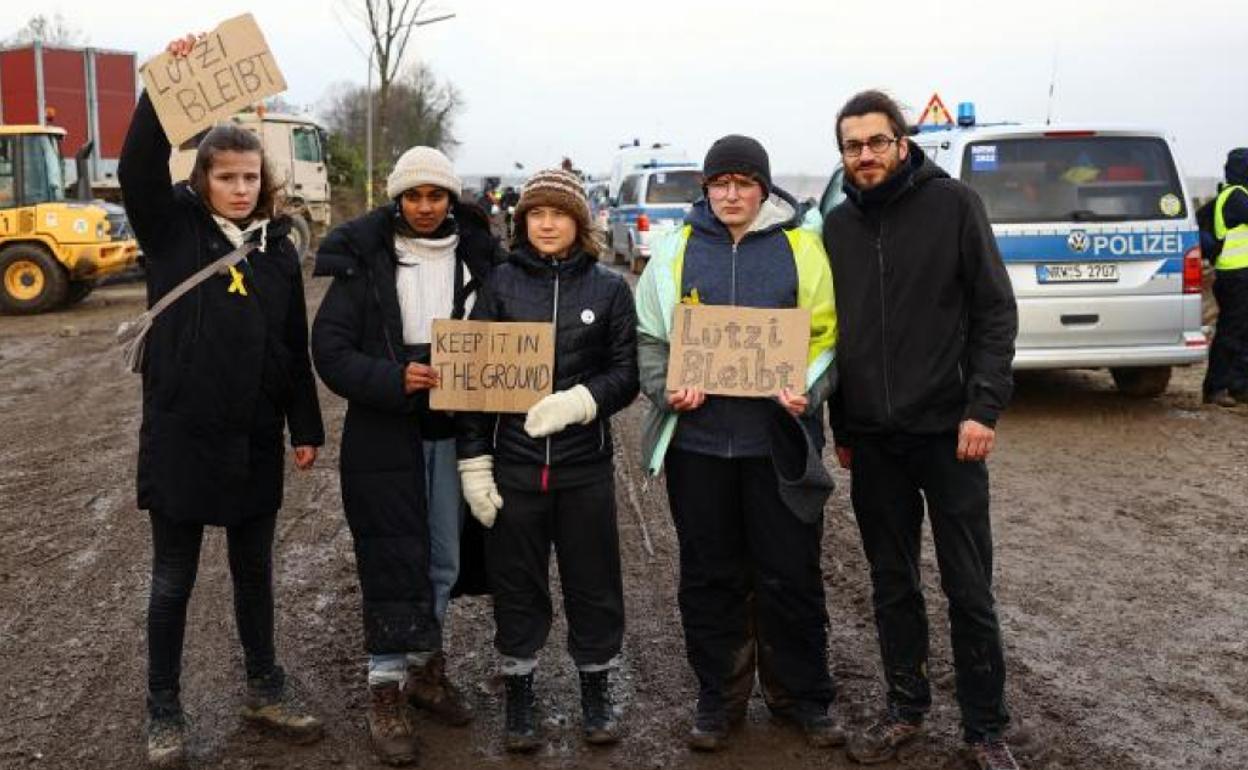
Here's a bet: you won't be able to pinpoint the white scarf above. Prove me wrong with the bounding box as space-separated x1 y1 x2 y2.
213 214 270 253
394 232 466 344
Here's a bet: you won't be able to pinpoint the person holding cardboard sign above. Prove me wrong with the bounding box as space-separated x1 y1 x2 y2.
634 135 840 751
120 33 325 769
456 169 639 752
311 146 500 765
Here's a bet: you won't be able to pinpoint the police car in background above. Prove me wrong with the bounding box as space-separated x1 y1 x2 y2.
608 163 703 274
820 106 1206 397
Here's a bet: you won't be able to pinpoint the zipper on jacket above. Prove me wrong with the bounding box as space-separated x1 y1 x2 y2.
370 278 399 362
598 418 606 453
876 222 894 419
730 242 738 305
493 413 502 449
543 264 561 491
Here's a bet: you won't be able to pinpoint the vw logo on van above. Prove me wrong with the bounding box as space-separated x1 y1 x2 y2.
1067 230 1090 253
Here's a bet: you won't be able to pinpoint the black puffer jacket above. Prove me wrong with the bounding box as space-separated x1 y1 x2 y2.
310 202 499 650
457 247 639 486
120 92 324 525
311 202 498 476
823 143 1017 438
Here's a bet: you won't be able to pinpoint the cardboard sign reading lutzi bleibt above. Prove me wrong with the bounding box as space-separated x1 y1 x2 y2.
430 320 555 413
666 304 810 397
140 14 286 146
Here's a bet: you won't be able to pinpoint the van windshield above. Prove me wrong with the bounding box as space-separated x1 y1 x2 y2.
961 136 1186 224
646 170 702 204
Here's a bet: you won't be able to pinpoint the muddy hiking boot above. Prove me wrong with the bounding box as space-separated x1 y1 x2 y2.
240 669 324 745
406 651 472 726
846 716 924 764
1204 389 1240 407
968 738 1021 770
772 701 848 748
146 713 187 769
687 696 746 753
578 669 621 745
503 672 541 753
368 682 420 766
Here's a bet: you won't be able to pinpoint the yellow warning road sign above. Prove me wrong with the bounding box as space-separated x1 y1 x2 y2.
917 93 954 126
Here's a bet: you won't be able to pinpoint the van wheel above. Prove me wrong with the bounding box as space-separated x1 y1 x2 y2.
64 280 96 307
1111 366 1171 397
287 215 312 261
631 256 648 275
0 244 68 314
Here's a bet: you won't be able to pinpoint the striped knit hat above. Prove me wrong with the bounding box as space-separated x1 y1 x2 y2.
515 168 591 234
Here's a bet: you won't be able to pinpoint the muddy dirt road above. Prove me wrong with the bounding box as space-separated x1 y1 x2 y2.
1 276 1245 770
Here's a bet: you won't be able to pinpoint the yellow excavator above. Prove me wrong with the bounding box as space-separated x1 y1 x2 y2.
0 125 138 314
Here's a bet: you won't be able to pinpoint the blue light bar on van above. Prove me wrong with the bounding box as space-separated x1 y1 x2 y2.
638 161 699 169
957 102 976 126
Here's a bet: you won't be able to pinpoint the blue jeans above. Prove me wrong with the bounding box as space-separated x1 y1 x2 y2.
425 438 463 623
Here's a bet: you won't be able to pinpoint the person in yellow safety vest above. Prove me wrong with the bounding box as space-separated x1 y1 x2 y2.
1201 148 1248 406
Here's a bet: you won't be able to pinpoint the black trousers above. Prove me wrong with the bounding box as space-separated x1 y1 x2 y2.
146 510 278 717
665 449 833 714
848 432 1009 742
1204 267 1248 396
485 476 624 667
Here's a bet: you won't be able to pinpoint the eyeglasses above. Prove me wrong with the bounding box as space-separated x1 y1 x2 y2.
841 135 898 158
706 176 761 197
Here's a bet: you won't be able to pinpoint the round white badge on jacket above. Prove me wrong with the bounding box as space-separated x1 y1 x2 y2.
581 309 595 325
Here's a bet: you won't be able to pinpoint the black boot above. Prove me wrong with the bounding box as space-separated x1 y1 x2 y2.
503 673 541 753
146 690 186 768
578 669 621 745
240 667 324 745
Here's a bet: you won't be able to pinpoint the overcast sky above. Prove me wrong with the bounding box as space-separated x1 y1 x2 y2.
21 0 1247 181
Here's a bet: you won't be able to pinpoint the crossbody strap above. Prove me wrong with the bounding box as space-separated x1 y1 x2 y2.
143 241 255 323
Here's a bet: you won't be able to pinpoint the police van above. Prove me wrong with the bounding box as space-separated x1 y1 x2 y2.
820 108 1206 396
608 163 703 274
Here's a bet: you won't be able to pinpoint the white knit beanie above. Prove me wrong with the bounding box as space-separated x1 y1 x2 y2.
386 146 462 200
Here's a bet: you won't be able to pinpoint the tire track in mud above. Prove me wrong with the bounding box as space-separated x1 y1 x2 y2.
3 282 1245 769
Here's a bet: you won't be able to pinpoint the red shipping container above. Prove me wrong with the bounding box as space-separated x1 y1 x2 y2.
0 42 136 186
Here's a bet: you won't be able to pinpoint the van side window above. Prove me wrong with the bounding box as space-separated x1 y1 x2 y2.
619 175 641 205
293 128 322 163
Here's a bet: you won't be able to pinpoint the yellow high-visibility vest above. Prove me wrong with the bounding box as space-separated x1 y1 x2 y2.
1213 184 1248 271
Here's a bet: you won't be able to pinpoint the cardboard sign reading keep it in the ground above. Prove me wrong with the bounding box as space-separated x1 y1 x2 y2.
666 304 810 397
140 14 287 146
430 320 555 413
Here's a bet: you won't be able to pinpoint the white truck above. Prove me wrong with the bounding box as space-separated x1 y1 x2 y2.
170 109 331 258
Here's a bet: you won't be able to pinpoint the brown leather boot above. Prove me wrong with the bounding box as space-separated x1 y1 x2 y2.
405 651 472 726
368 682 420 766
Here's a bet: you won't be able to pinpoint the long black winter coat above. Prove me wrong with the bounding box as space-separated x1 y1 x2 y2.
458 247 639 488
120 93 324 525
823 144 1017 438
310 203 498 651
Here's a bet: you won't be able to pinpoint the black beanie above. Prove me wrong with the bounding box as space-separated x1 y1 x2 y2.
703 134 772 198
1226 148 1248 186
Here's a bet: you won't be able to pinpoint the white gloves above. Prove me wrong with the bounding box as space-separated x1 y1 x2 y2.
458 455 503 528
524 384 598 438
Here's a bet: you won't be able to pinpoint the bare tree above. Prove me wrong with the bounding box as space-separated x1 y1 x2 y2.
340 0 455 183
7 13 85 46
321 60 462 187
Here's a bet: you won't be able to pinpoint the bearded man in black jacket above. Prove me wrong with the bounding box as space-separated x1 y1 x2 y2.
822 90 1020 770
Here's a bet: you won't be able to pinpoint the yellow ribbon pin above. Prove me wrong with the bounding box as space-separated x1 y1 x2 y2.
227 265 248 296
